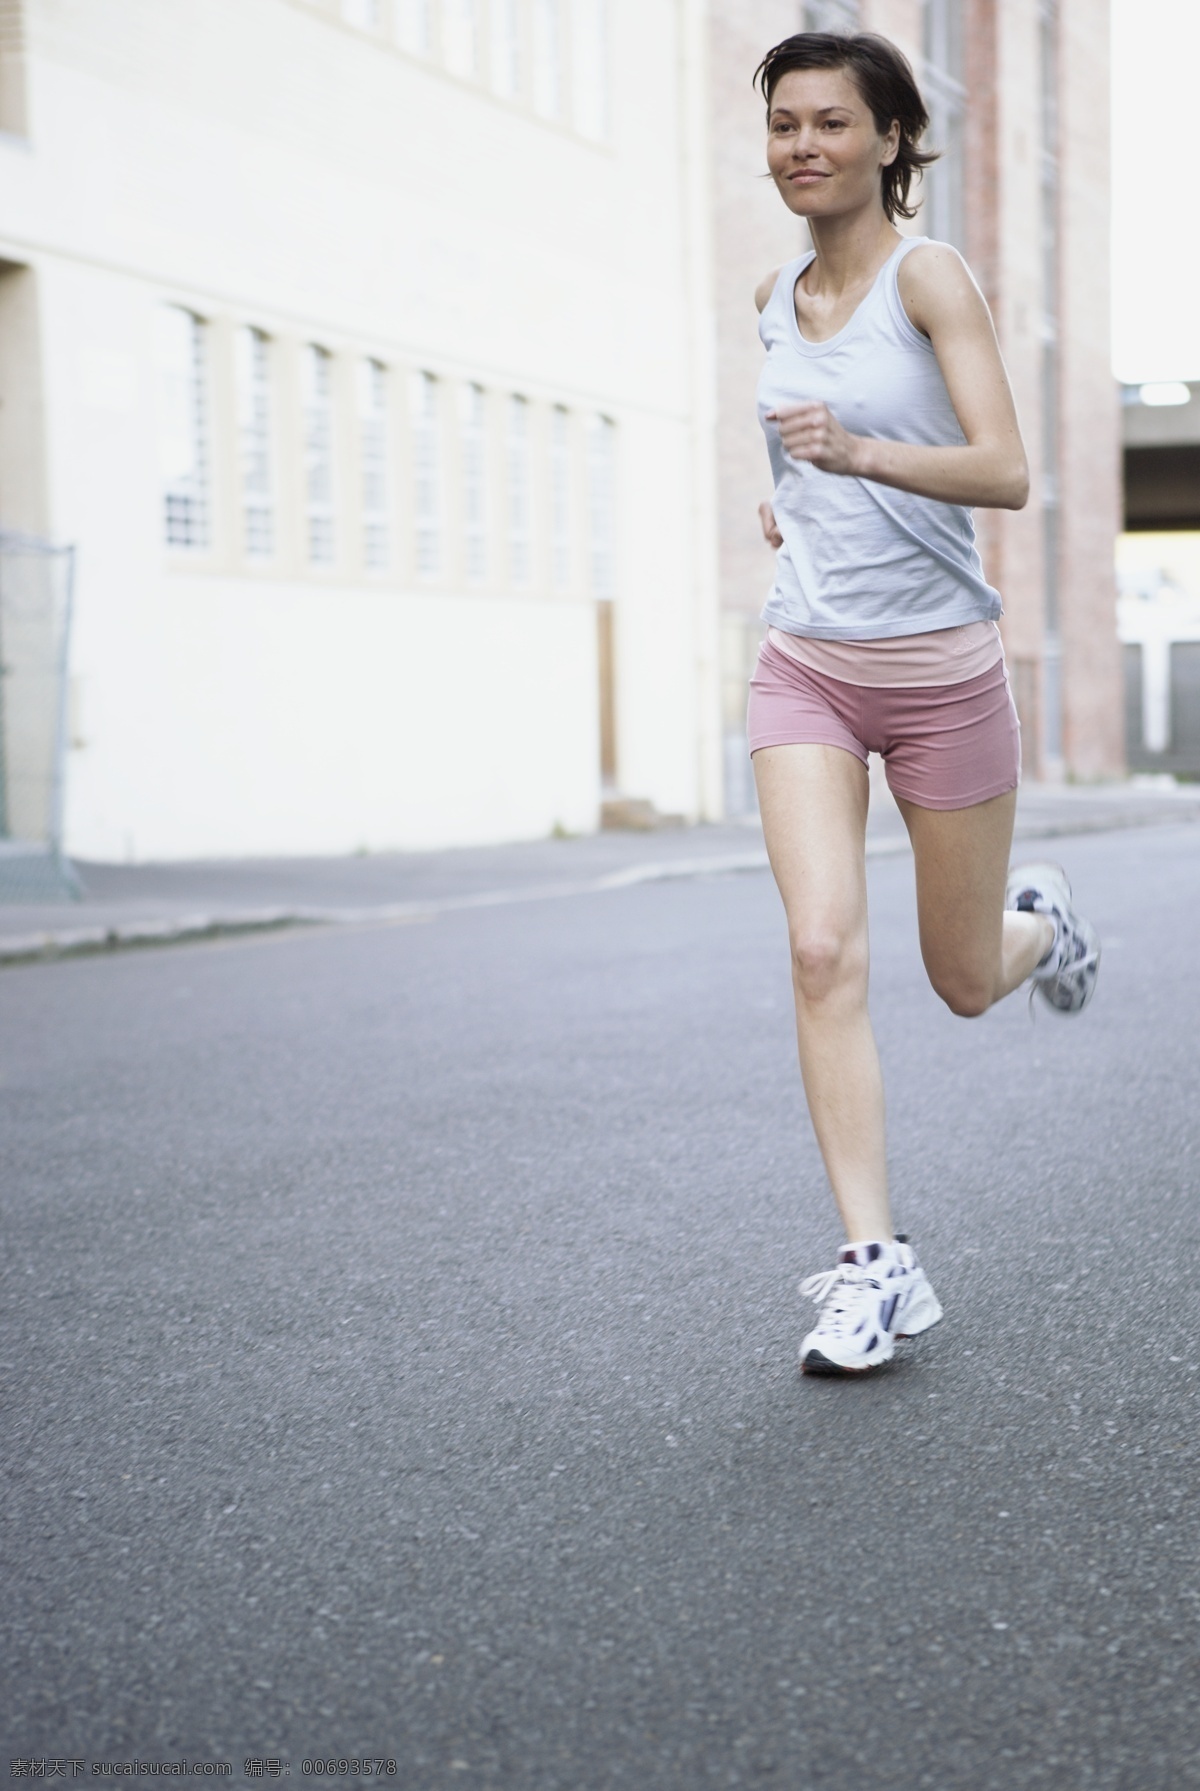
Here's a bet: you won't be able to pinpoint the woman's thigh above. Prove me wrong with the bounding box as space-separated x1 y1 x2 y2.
753 743 872 955
895 787 1017 1001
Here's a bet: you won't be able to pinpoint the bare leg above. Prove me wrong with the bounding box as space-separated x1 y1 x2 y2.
894 788 1054 1015
754 743 891 1244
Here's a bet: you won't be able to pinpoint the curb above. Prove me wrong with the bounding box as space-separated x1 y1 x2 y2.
1 804 1196 968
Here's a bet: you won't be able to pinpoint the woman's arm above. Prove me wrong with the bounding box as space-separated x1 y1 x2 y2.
756 269 785 545
767 244 1029 511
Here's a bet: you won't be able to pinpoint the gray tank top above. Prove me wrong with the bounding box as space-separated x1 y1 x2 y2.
756 237 1002 639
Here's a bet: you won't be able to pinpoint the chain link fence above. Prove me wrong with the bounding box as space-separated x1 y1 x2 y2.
0 531 82 901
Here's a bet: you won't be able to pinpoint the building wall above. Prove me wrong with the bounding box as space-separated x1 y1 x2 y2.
1055 0 1122 776
0 0 721 859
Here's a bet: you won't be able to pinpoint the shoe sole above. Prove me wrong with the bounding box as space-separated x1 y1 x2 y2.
1007 862 1100 1016
800 1346 893 1376
1035 915 1101 1015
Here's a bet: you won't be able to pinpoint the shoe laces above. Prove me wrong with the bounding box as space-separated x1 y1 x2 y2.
800 1263 879 1333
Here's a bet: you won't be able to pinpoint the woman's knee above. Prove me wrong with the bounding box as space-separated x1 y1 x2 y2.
789 925 867 1005
928 965 994 1018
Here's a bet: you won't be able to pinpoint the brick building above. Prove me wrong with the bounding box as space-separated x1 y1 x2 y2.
713 0 1124 805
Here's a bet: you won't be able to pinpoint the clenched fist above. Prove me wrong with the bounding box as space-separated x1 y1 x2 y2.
766 401 862 476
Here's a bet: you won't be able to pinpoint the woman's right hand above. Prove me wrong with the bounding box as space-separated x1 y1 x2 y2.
759 502 783 550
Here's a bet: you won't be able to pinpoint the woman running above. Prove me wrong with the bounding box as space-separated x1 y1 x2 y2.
748 31 1100 1376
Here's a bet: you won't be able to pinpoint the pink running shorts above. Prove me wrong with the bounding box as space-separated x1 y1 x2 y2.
747 636 1021 810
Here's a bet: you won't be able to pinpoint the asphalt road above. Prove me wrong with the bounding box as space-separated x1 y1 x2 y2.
3 822 1199 1789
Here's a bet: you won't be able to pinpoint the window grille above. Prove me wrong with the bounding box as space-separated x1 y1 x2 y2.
550 406 571 592
358 359 390 571
303 345 336 565
587 414 615 602
921 0 966 247
235 327 274 559
413 371 442 578
570 0 608 139
396 0 432 56
444 0 479 77
532 0 562 118
155 305 210 551
490 0 521 98
461 383 488 583
507 396 532 587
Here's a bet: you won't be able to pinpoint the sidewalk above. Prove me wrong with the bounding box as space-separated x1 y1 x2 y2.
3 778 1197 966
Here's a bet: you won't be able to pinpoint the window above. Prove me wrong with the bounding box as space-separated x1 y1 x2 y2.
587 414 615 601
358 359 390 571
507 396 532 587
303 345 336 565
342 0 381 26
490 0 521 98
550 406 571 592
444 0 480 77
155 305 210 551
234 327 274 559
802 0 859 27
461 383 488 583
396 0 432 56
532 0 562 119
921 0 966 248
570 0 608 140
413 371 442 578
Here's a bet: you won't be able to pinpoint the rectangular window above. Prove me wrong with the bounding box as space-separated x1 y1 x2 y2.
358 358 390 571
490 0 521 98
443 0 480 77
396 0 432 55
532 0 561 118
303 345 336 565
921 0 966 248
155 305 210 551
570 0 607 140
588 413 615 601
413 371 442 578
461 382 488 583
235 327 274 559
342 0 381 26
803 0 860 27
550 406 571 591
507 395 532 587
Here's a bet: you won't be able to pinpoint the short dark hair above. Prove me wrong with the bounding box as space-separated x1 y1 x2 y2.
754 32 938 224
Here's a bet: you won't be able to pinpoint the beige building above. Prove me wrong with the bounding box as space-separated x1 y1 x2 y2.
0 0 722 860
714 0 1124 802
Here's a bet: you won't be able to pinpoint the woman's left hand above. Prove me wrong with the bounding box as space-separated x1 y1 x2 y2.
766 402 862 477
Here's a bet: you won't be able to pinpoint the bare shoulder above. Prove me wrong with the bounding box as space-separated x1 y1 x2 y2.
755 266 783 315
897 241 990 336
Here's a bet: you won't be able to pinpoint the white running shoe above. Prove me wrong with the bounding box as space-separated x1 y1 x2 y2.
798 1238 943 1377
1005 861 1100 1015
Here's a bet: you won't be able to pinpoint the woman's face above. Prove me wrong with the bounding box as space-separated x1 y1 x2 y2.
765 66 899 221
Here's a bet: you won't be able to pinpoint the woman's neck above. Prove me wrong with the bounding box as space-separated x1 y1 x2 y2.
806 209 903 295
